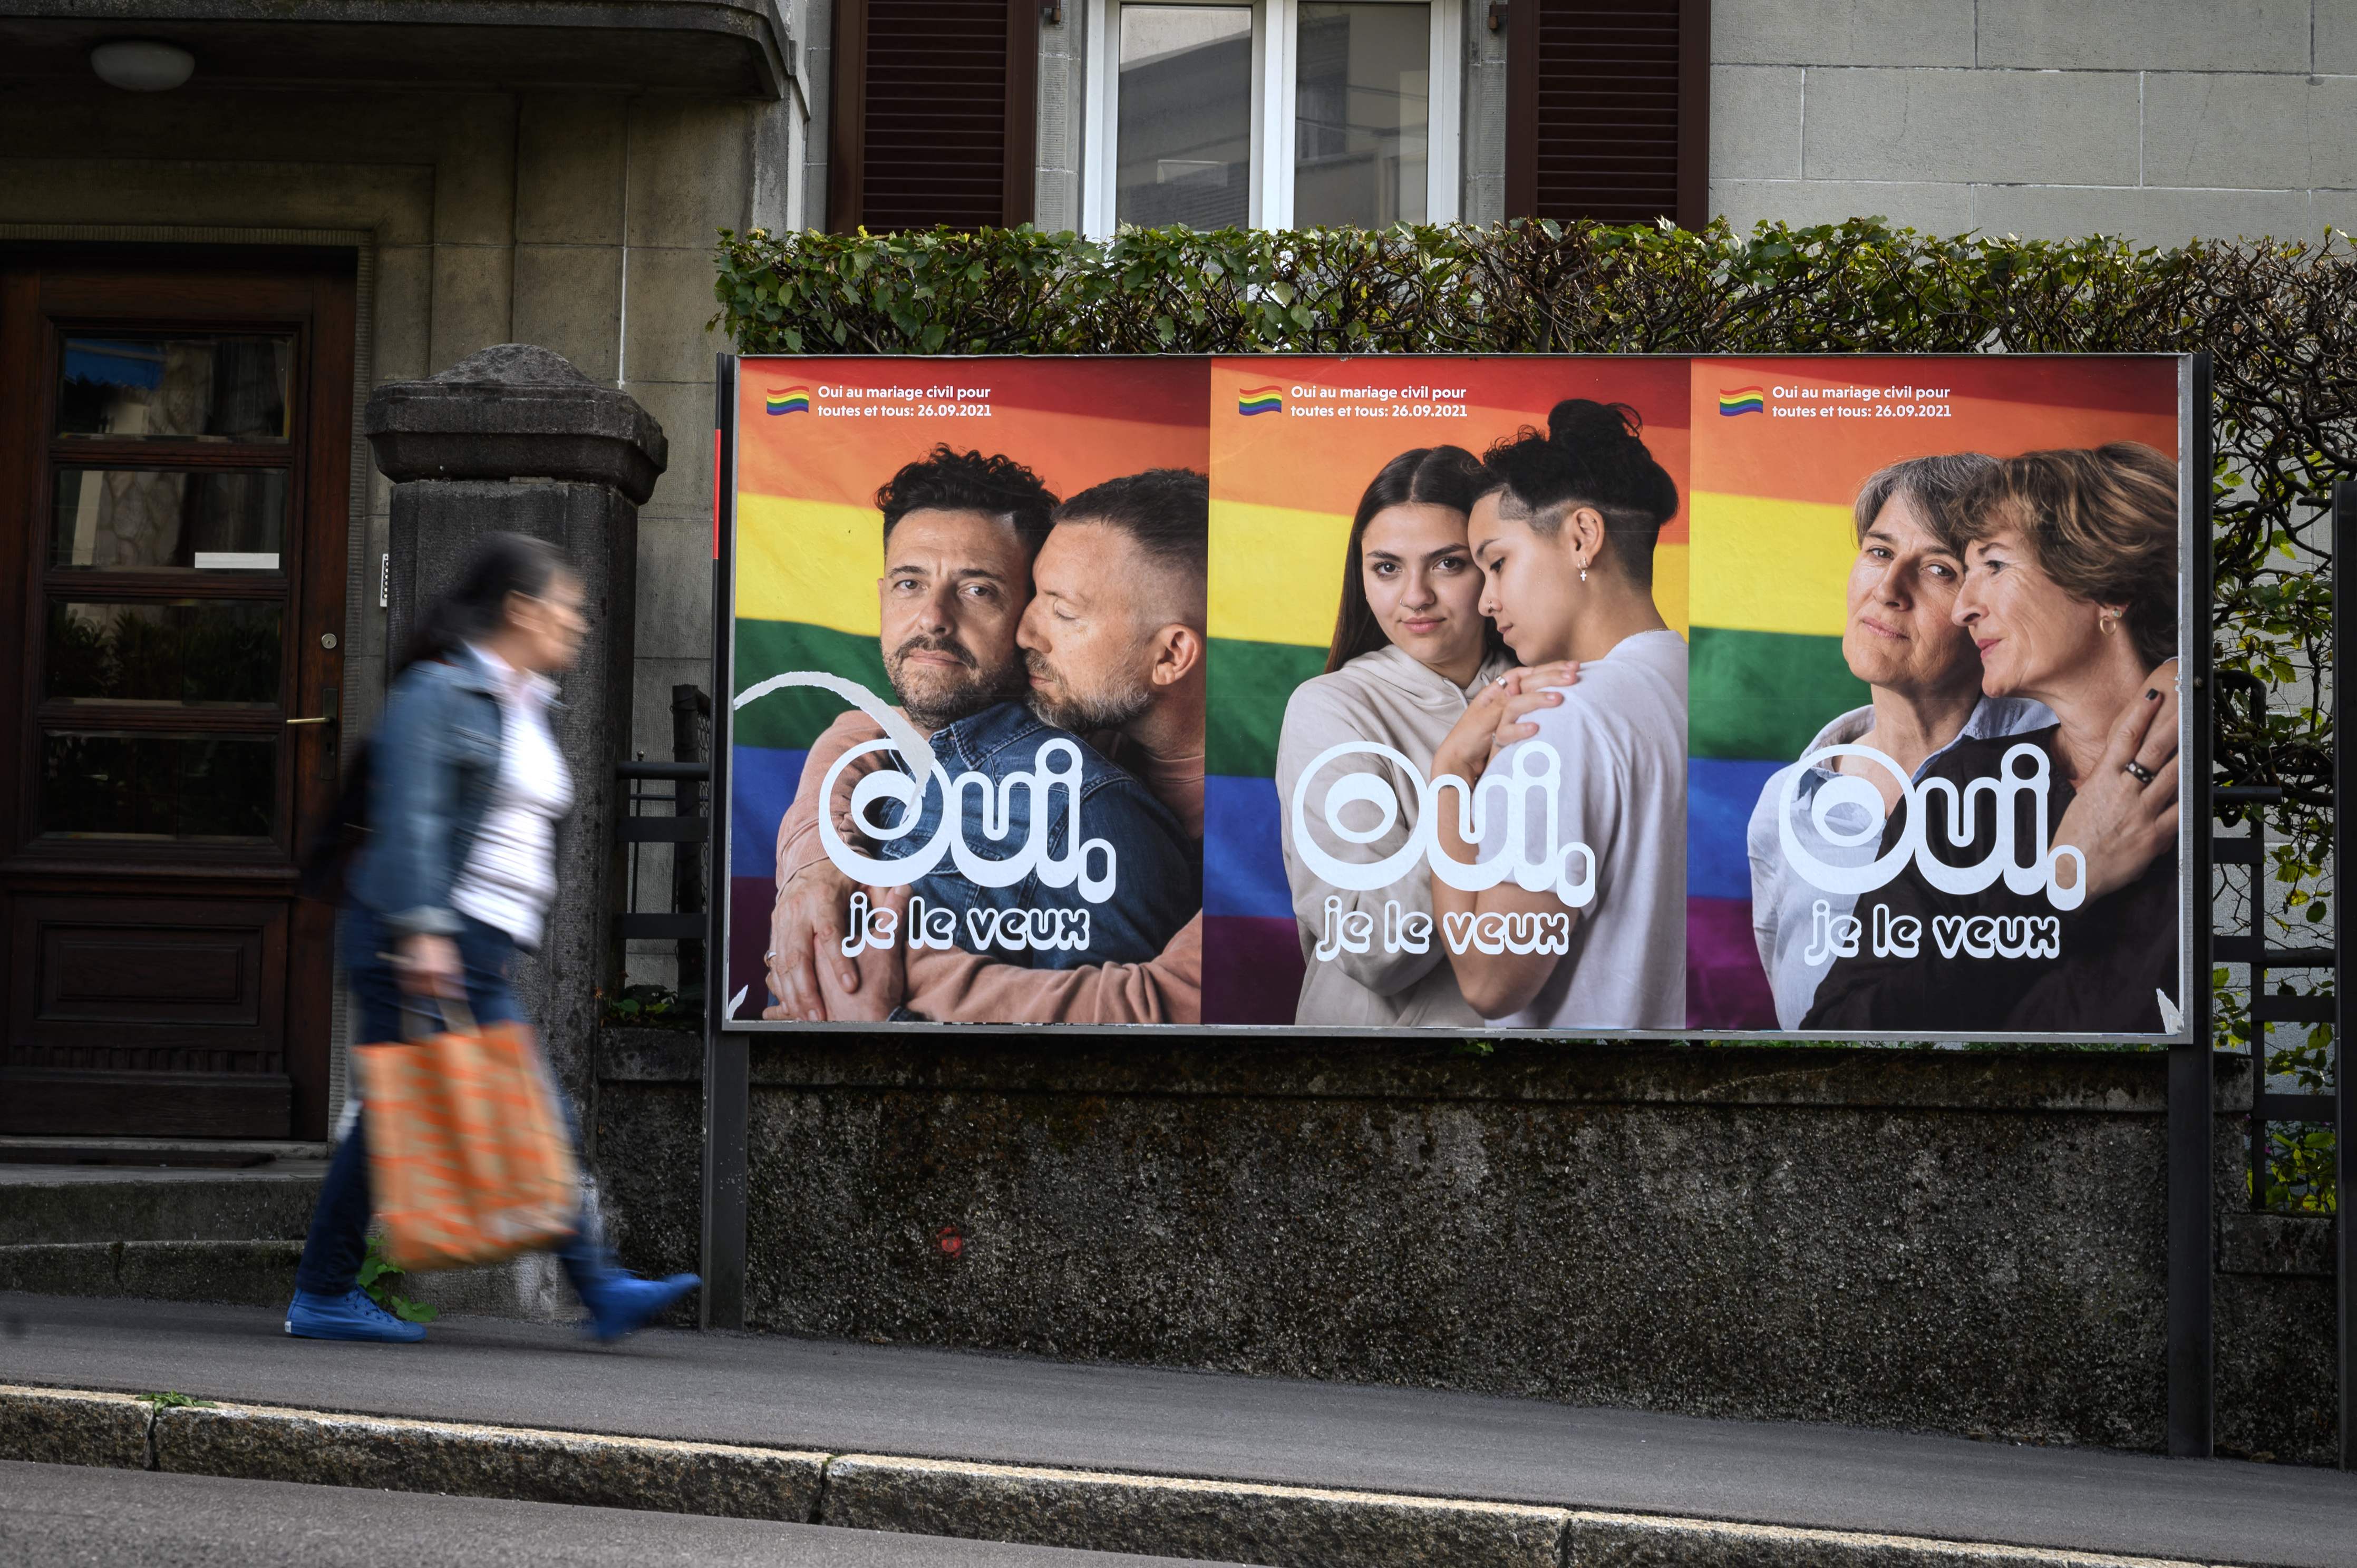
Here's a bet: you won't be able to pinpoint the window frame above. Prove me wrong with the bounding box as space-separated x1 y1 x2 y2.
1082 0 1462 236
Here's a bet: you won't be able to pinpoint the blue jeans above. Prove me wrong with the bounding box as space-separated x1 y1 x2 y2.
294 908 614 1299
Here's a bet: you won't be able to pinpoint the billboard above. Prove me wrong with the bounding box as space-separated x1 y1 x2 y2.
720 355 2194 1040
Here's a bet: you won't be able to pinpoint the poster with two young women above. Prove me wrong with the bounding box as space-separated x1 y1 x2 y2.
723 354 2191 1040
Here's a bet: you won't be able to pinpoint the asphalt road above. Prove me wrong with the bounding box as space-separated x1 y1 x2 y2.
0 1460 1252 1568
4 1293 2354 1567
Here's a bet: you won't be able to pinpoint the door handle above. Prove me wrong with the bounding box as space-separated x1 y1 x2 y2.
288 688 341 780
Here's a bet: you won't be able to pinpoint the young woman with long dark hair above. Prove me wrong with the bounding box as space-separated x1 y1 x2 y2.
285 532 697 1343
1275 446 1574 1027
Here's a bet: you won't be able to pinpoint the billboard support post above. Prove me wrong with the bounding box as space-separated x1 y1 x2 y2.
702 353 748 1331
2337 479 2355 1473
2167 352 2215 1458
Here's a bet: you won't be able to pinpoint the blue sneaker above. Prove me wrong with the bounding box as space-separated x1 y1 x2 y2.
578 1272 700 1342
285 1288 426 1343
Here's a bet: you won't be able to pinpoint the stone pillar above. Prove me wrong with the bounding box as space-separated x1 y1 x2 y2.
363 344 668 1135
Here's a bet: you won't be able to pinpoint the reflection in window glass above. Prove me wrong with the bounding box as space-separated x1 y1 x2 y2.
48 601 284 707
57 336 293 442
1294 2 1429 227
1118 5 1254 230
51 469 288 571
42 732 277 841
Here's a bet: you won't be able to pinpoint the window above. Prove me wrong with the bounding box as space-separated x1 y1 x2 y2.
1505 0 1705 227
830 0 1039 231
1083 0 1461 234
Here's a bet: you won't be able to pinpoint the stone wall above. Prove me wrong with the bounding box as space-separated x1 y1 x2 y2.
1710 0 2357 244
594 1031 2338 1465
1036 6 1087 234
1460 0 1508 226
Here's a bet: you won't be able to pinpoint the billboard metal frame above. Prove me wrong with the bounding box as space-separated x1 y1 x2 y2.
709 351 2201 1045
696 352 2357 1471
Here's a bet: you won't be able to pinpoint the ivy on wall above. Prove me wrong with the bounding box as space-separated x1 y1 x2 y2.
713 217 2353 1210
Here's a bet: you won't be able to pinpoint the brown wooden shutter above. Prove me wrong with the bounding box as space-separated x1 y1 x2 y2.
1505 0 1707 227
829 0 1039 231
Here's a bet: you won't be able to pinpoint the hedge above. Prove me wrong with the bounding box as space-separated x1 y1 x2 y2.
713 217 2353 1209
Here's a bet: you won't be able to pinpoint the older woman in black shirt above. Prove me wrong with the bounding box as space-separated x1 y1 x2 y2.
1803 443 2181 1034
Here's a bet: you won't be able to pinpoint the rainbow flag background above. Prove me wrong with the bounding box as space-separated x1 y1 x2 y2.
1204 358 1690 1025
1716 386 1765 416
765 385 811 414
725 358 1210 1013
1682 357 2181 1028
723 355 2181 1030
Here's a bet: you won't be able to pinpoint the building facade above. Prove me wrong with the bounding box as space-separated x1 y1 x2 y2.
0 0 2347 1144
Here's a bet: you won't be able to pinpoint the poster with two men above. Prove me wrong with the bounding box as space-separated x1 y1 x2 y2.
720 354 2193 1040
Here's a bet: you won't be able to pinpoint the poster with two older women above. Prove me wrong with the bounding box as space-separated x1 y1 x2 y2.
720 354 2192 1040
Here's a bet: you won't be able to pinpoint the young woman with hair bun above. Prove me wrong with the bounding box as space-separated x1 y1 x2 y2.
1427 400 1689 1029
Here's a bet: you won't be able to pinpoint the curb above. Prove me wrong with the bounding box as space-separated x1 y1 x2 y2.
0 1385 2238 1568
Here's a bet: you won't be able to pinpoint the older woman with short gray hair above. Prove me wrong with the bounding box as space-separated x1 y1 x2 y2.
1743 453 2052 1029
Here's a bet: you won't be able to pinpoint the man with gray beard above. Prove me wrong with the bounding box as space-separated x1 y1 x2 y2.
763 453 1197 1019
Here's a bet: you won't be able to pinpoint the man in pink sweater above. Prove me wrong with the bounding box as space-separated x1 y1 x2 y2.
764 470 1208 1026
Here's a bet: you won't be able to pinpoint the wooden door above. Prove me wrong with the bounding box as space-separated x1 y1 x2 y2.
0 247 354 1141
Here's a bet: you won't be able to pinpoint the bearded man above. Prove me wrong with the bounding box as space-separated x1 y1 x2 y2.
765 466 1209 1025
761 450 1195 1018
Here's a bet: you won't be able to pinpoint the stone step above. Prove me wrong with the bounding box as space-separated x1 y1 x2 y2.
0 1238 574 1326
0 1172 326 1247
0 1241 303 1307
0 1150 597 1326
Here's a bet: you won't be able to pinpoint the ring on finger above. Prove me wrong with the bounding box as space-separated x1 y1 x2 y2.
2121 759 2156 785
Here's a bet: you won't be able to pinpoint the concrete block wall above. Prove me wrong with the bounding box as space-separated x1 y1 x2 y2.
1711 0 2357 244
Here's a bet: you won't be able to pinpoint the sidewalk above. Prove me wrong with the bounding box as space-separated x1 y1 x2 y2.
3 1292 2353 1567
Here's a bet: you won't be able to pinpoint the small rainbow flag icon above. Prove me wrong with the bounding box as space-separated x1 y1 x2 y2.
1717 386 1766 417
765 385 811 415
1237 385 1284 416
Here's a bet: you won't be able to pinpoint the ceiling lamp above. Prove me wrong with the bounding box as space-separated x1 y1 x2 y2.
91 41 196 92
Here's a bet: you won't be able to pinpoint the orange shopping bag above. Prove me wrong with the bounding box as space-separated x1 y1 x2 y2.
351 998 580 1272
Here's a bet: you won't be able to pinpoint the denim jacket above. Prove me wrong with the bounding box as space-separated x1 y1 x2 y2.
348 645 560 939
879 702 1197 970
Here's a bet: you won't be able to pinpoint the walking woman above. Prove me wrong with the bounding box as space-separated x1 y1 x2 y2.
286 532 698 1343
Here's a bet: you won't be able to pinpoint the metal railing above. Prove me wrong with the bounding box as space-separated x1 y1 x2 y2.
2197 483 2354 1468
2214 783 2337 1204
615 685 711 999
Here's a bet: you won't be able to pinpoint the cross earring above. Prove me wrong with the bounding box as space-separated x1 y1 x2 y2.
1578 563 1589 583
